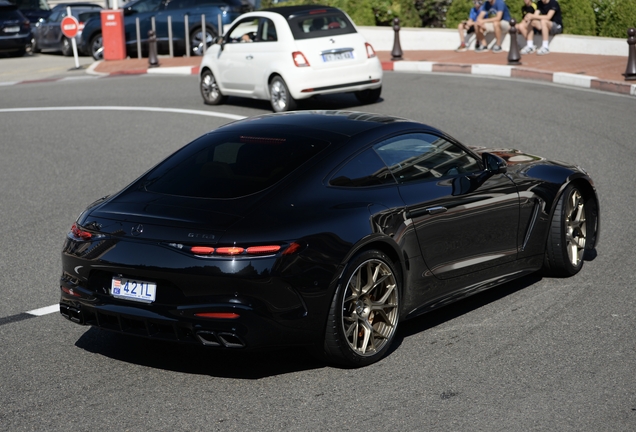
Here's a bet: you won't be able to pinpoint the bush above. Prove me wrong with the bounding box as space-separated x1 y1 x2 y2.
599 0 636 38
372 0 422 27
560 0 596 35
445 0 472 29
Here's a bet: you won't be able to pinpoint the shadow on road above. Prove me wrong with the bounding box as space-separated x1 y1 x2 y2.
73 272 543 379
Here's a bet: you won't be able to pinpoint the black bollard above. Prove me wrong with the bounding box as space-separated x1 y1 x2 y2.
508 18 521 65
391 18 403 61
624 27 636 81
148 30 159 68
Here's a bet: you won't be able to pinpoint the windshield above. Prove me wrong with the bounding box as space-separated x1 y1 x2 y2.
145 131 329 198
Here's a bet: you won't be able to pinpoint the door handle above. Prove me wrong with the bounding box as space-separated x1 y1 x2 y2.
425 206 447 215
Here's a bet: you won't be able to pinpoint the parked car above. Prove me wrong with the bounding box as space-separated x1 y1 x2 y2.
78 0 249 60
8 0 49 24
0 0 31 57
32 3 102 56
58 111 599 367
199 6 383 112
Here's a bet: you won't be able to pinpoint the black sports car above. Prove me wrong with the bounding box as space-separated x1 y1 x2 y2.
59 111 599 367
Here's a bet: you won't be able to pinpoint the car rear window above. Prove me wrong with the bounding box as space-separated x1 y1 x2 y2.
144 132 329 198
288 10 356 40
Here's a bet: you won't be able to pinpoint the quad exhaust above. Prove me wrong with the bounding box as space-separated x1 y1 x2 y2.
196 330 245 348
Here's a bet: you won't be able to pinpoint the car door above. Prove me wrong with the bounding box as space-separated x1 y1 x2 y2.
374 132 520 280
123 0 163 48
216 16 267 93
38 9 62 48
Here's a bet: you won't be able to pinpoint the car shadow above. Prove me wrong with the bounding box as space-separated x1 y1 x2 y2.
221 94 384 112
73 272 542 378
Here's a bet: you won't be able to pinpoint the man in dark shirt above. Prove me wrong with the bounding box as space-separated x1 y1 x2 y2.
517 0 563 55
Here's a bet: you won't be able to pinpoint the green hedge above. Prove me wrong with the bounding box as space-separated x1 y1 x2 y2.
560 0 596 35
598 0 636 38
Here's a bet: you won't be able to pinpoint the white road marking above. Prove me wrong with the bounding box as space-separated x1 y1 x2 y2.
26 304 60 316
0 106 247 120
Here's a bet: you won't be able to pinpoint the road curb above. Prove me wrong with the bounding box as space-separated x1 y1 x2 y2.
382 60 636 96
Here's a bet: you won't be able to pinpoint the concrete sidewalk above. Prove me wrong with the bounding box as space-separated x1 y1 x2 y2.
90 50 636 97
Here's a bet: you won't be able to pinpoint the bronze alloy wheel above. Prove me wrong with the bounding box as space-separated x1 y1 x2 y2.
340 257 399 357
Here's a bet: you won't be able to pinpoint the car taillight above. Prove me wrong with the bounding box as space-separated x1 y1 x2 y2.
292 51 310 67
365 42 376 59
78 22 85 30
71 223 92 240
195 312 240 319
184 243 294 257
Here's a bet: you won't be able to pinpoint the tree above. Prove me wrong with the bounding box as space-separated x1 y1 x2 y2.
598 0 636 38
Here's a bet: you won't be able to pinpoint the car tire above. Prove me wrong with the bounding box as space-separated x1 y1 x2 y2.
190 26 216 56
269 76 296 113
31 37 40 54
543 184 591 277
62 37 73 56
322 249 401 367
90 33 103 61
355 86 382 105
200 69 227 105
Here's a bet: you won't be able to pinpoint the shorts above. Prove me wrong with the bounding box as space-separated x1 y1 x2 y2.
483 20 510 34
549 23 563 36
467 25 475 34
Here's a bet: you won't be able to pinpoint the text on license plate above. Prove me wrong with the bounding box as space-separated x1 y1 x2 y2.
322 51 353 62
3 26 20 33
111 277 157 303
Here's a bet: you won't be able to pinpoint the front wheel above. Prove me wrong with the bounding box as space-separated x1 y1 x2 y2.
323 250 401 367
90 33 103 60
544 184 593 276
200 70 227 105
190 26 216 56
62 37 72 56
355 86 382 105
269 76 296 112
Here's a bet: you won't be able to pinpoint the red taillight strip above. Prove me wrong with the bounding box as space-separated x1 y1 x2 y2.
185 243 298 256
246 245 281 254
216 246 245 256
71 223 92 240
195 312 240 319
191 246 215 255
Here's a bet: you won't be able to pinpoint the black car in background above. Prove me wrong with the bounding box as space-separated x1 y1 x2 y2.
8 0 49 23
59 111 600 367
32 3 102 55
78 0 248 60
0 0 31 56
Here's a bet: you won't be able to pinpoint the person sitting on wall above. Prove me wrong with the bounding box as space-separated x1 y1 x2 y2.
455 0 484 52
474 0 512 53
517 0 563 55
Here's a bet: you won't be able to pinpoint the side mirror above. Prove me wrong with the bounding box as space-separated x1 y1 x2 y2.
482 152 507 174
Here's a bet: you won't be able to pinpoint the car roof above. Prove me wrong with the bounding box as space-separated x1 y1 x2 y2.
261 5 343 19
0 0 17 8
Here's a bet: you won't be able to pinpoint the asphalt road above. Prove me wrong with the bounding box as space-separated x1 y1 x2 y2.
1 62 635 431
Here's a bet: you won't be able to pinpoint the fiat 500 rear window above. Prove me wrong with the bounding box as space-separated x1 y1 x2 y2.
288 11 356 40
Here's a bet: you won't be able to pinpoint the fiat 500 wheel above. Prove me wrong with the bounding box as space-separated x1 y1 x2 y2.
269 76 296 112
200 70 227 105
544 184 592 276
323 250 400 367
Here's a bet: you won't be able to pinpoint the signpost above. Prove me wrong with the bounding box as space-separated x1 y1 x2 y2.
61 7 80 69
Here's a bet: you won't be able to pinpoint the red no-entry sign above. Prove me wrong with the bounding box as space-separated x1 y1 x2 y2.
61 15 79 38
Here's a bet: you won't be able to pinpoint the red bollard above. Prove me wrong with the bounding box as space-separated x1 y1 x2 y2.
624 28 636 81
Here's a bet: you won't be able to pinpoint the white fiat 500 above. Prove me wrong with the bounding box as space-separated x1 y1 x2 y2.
199 5 383 112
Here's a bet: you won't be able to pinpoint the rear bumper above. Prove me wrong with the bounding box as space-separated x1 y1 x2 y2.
0 33 31 52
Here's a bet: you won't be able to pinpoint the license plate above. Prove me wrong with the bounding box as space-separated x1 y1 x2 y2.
111 277 157 303
322 51 353 62
3 26 20 33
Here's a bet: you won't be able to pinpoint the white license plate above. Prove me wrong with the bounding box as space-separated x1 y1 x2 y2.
111 277 157 303
3 26 20 33
322 51 353 62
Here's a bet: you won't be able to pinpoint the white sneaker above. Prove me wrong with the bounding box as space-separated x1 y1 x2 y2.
537 46 550 55
520 45 536 55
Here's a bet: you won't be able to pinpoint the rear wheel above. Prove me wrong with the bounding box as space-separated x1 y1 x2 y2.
62 37 72 56
200 69 227 105
544 184 591 276
90 33 103 60
269 76 296 112
190 26 216 56
355 86 382 105
323 250 400 367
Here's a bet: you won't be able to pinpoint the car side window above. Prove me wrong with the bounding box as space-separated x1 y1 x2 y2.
330 149 396 187
373 133 480 184
48 9 62 22
165 0 194 10
227 18 259 43
258 18 277 42
131 0 163 13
